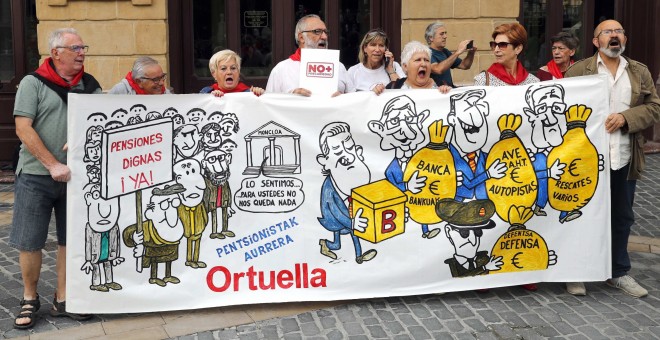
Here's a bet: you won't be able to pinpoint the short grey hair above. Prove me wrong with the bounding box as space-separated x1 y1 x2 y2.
132 56 160 80
295 14 321 46
424 21 445 45
400 41 431 67
48 28 80 56
209 49 242 74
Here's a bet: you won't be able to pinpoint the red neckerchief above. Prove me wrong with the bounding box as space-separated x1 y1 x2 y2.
211 82 251 93
546 59 574 79
125 72 165 95
289 48 302 61
487 60 530 85
34 57 84 88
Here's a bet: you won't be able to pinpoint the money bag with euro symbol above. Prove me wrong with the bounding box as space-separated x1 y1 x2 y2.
403 120 457 224
547 104 599 212
486 114 538 222
490 206 557 273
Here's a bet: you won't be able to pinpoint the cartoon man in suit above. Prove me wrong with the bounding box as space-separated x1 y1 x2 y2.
317 122 377 264
447 89 507 201
368 95 440 238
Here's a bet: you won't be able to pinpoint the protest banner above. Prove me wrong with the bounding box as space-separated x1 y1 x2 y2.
67 75 610 313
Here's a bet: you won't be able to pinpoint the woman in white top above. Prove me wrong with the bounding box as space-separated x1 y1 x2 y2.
347 29 405 91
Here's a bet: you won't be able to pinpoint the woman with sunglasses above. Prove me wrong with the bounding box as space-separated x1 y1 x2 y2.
536 32 579 81
474 23 539 86
201 49 264 97
347 29 405 92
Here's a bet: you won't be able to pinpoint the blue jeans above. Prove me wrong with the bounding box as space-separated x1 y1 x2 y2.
610 164 636 278
10 173 67 251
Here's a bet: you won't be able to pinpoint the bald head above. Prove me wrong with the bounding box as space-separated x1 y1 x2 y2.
594 19 623 37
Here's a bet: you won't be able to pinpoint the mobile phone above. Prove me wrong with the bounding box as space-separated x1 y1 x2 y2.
384 56 391 66
466 40 474 50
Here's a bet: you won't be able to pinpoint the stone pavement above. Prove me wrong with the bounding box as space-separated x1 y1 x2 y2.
0 154 659 339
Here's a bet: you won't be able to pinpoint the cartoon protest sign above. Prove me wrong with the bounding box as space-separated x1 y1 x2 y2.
67 75 612 314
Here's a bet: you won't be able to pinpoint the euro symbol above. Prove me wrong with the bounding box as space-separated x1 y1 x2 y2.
511 252 524 269
568 158 582 177
428 180 441 195
510 168 523 184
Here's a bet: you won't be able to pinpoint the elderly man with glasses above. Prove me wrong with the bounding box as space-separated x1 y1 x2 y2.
564 19 660 298
109 56 171 95
265 14 354 96
11 27 101 329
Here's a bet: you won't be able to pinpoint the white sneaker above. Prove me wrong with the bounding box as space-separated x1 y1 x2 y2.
606 275 648 298
566 282 586 296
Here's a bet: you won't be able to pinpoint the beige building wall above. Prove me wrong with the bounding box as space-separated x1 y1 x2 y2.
401 0 520 86
36 0 168 91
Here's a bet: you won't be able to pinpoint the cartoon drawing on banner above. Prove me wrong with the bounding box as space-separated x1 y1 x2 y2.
485 113 538 222
523 84 569 220
435 198 503 278
82 183 124 292
234 121 305 213
447 89 507 202
317 122 378 264
368 95 437 238
186 107 206 124
202 149 236 239
173 124 202 162
219 113 239 138
243 121 301 176
122 184 185 286
403 120 461 225
87 112 107 124
173 158 208 268
491 206 557 273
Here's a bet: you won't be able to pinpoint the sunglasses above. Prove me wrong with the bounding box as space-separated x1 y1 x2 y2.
452 227 483 239
489 41 514 50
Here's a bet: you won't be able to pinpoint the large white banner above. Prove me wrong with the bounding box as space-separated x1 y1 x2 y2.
67 74 611 313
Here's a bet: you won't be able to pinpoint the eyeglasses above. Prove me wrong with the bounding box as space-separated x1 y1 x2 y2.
551 46 568 51
385 114 420 129
56 45 89 53
597 29 625 37
141 74 167 83
302 29 330 36
536 102 567 115
489 41 513 50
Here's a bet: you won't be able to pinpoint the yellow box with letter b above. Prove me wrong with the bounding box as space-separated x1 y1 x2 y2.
351 179 407 243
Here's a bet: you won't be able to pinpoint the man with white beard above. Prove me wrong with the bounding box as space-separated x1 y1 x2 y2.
316 122 377 264
265 14 354 96
565 19 660 298
368 95 440 239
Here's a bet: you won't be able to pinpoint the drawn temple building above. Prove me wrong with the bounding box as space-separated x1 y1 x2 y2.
243 121 301 175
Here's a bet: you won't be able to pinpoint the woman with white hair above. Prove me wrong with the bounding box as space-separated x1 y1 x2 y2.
200 49 264 97
375 41 451 94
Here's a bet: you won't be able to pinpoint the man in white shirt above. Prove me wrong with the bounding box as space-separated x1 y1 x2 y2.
565 19 660 298
265 14 354 96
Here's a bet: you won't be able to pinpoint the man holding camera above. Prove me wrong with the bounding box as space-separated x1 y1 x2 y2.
425 21 476 87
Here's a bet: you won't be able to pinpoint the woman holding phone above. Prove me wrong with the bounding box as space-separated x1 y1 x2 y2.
347 29 405 91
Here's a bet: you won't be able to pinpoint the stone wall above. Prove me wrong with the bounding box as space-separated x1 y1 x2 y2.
36 0 168 91
401 0 520 86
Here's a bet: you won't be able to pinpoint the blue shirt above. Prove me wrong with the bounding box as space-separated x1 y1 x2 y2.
431 47 461 87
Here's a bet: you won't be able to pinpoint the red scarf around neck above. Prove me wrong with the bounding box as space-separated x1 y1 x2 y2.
545 59 574 79
211 82 251 93
125 72 165 95
487 60 529 85
289 48 302 61
34 57 84 88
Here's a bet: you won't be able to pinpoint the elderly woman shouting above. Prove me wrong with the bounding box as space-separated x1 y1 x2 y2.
200 49 264 96
347 29 405 91
378 41 451 94
537 32 579 80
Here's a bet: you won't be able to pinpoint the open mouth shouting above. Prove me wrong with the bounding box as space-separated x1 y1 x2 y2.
459 119 481 143
317 39 327 48
608 38 621 48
